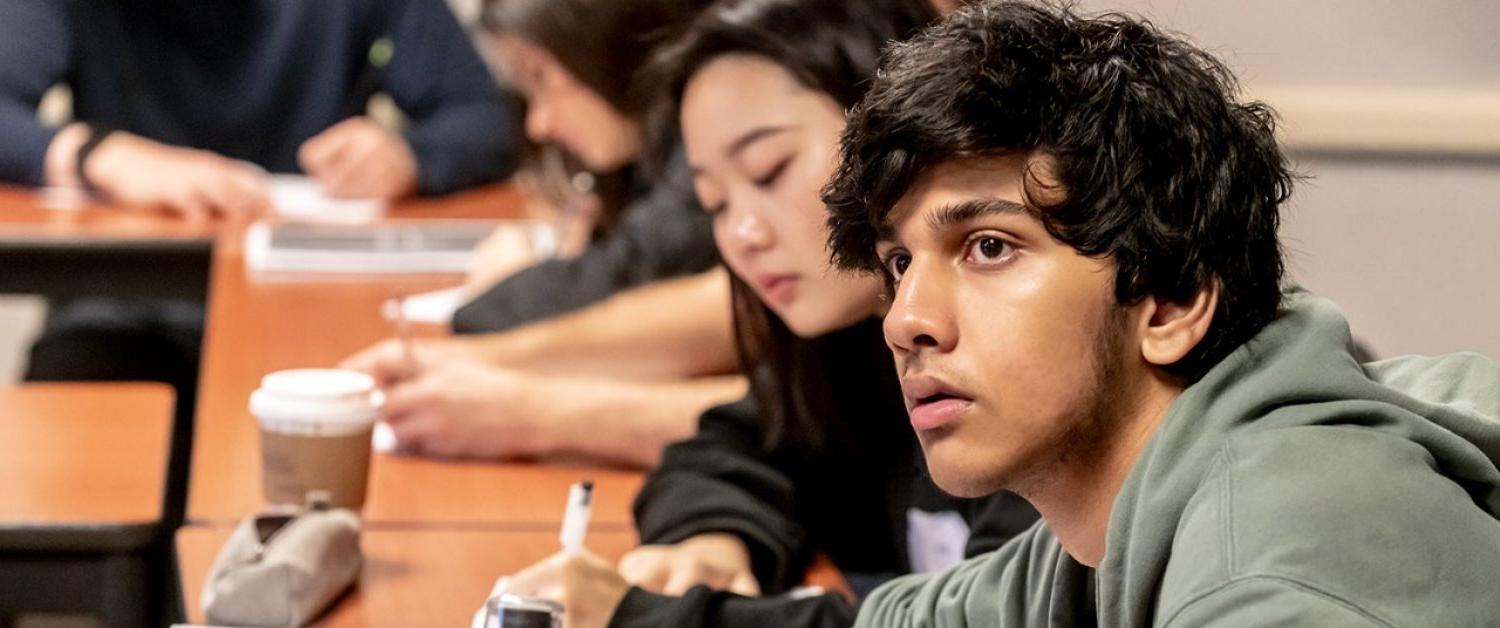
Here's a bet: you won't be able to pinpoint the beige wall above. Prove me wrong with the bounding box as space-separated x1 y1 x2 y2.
1283 157 1499 360
1075 0 1500 360
1079 0 1500 90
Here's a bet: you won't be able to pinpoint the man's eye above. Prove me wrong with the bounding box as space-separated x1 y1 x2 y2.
965 235 1011 263
884 253 911 282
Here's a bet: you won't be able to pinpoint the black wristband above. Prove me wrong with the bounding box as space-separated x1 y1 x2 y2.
75 125 115 198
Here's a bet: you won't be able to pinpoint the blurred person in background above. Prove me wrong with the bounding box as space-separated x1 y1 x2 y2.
337 0 983 466
0 0 519 531
451 0 722 332
488 2 1037 627
0 0 518 214
341 0 751 467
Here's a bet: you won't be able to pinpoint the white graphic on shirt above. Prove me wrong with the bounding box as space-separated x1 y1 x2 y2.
907 508 971 573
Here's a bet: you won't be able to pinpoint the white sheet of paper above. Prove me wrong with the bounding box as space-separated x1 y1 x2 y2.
381 286 468 325
269 175 387 224
372 422 398 454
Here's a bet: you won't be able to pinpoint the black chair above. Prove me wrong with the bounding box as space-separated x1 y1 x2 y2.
0 242 209 627
0 524 178 628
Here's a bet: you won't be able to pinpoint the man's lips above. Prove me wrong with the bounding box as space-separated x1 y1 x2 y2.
901 374 974 431
754 273 800 305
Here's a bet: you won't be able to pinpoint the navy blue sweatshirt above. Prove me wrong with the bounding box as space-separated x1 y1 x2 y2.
0 0 517 194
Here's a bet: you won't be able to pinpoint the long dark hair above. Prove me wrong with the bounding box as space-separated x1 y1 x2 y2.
482 0 707 223
652 0 938 450
482 0 706 118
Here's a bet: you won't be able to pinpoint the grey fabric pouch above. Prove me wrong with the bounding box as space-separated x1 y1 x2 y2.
202 503 362 626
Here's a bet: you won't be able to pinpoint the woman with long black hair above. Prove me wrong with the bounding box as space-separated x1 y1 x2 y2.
343 0 751 467
496 1 1036 626
457 0 721 332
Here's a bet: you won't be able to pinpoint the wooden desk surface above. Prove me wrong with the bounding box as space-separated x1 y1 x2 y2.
0 183 524 241
187 186 644 526
179 526 639 627
0 184 215 241
0 383 173 525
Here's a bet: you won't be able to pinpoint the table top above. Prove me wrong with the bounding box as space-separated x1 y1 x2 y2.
4 182 847 619
0 184 215 242
186 186 644 526
0 183 525 243
178 525 640 627
3 183 662 619
0 382 173 526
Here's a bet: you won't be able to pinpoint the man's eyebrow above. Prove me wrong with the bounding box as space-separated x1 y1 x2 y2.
925 198 1028 232
875 198 1028 243
875 216 898 243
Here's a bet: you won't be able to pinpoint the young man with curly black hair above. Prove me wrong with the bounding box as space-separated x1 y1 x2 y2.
823 2 1500 625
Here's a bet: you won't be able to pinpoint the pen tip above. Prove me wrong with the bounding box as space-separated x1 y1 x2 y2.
577 480 594 506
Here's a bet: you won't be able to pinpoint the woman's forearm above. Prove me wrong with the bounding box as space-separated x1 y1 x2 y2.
534 375 748 468
474 268 738 380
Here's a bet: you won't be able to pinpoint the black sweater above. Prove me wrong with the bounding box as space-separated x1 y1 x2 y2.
0 0 517 194
613 320 1039 627
450 147 717 333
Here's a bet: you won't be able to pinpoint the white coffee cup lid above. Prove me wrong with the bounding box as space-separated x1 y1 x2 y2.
251 369 383 433
261 369 375 399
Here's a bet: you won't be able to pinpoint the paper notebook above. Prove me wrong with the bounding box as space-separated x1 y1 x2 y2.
245 220 509 274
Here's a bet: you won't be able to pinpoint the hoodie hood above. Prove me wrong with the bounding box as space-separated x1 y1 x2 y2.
1101 288 1500 624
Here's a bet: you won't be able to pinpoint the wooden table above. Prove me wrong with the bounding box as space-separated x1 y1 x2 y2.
0 382 173 529
2 184 667 623
178 526 639 626
0 185 215 300
0 185 214 241
0 382 176 626
186 186 644 528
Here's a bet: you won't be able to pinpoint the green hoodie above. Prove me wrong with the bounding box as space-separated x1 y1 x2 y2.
856 290 1500 626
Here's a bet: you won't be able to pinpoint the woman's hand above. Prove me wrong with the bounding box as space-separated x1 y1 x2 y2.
378 364 553 459
464 224 542 295
501 551 632 628
618 532 760 596
340 335 488 389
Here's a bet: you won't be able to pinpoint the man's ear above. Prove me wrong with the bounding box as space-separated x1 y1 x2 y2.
1139 280 1218 367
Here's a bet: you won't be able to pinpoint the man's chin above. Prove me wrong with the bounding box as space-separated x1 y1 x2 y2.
922 441 1011 498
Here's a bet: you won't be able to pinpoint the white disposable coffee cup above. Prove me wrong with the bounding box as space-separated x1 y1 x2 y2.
250 369 384 509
